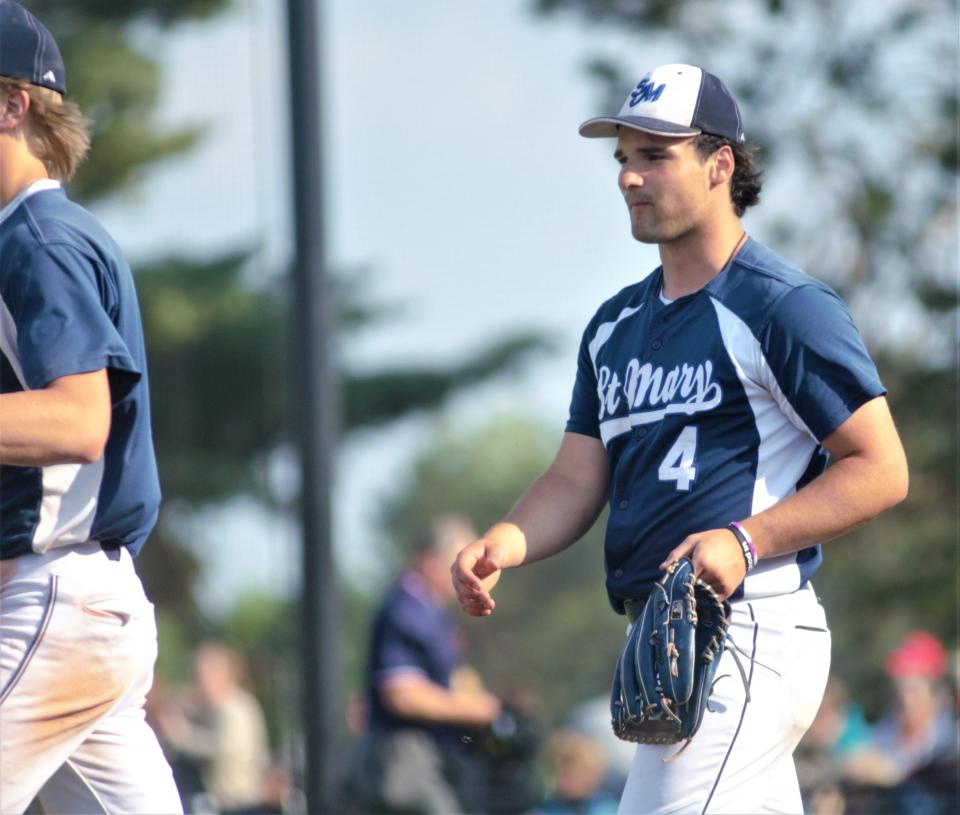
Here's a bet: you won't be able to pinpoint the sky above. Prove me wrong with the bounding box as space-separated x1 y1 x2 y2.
97 0 696 613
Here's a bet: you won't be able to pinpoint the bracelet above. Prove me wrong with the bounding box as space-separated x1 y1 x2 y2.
727 522 757 572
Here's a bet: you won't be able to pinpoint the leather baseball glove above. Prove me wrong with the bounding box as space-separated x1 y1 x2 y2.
610 558 732 747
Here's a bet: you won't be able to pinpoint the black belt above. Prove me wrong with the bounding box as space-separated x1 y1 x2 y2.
622 591 651 624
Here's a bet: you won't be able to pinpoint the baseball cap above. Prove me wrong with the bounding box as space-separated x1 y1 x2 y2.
0 0 66 95
579 64 744 144
885 631 948 680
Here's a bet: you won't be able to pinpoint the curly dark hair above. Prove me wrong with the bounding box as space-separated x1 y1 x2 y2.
694 134 763 217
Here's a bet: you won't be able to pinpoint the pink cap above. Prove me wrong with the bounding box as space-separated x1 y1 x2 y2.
885 631 948 679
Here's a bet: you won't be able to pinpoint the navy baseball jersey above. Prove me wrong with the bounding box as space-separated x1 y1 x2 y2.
566 238 885 612
367 570 462 737
0 181 160 558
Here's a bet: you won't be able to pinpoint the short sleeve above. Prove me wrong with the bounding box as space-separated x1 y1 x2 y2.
374 615 428 681
565 323 602 438
761 285 885 441
9 243 140 396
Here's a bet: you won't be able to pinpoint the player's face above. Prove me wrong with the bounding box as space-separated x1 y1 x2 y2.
615 129 713 244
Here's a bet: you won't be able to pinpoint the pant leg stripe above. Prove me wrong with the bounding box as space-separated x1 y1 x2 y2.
701 602 759 815
0 575 60 706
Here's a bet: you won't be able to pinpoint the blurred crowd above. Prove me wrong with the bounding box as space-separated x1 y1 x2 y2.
147 643 299 815
795 630 958 815
148 613 957 815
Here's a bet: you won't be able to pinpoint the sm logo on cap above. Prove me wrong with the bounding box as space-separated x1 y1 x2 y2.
629 78 666 107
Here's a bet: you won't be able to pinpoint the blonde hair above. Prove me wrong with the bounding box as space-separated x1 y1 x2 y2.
0 77 90 181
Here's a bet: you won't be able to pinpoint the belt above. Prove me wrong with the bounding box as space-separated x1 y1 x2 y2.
622 591 651 624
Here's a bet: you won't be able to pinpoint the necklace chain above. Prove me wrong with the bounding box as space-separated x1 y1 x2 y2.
721 230 747 273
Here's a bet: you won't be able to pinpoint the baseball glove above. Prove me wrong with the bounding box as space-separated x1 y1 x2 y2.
610 558 732 747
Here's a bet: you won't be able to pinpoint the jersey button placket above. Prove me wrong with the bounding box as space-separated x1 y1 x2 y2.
651 338 662 350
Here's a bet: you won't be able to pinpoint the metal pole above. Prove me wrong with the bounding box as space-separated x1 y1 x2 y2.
285 0 339 810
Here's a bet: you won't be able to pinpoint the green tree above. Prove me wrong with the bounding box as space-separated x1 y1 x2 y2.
39 2 551 640
22 4 559 782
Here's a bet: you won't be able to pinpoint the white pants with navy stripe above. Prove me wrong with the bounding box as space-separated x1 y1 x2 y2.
0 542 182 815
618 585 831 815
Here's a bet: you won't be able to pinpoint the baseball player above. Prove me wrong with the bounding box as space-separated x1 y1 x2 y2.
452 64 908 814
0 2 182 812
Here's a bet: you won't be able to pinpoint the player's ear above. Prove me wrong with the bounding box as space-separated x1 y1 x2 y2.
0 87 31 133
708 144 735 187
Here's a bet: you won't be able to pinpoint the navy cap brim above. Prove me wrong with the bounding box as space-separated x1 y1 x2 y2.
578 116 701 139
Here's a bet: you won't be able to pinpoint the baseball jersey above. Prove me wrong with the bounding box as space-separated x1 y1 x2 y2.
566 238 885 612
0 181 160 558
366 569 463 737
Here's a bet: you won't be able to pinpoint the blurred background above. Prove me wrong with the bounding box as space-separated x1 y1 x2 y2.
29 0 957 813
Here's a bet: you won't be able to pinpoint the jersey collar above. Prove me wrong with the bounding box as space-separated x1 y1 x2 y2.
0 179 62 228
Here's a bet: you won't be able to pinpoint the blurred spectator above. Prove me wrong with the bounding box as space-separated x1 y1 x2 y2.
153 642 271 813
796 676 871 808
535 730 620 815
804 678 872 757
835 631 959 815
566 694 634 787
844 631 956 786
344 516 501 814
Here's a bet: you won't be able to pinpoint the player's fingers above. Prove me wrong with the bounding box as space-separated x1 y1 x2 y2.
451 549 485 591
459 593 495 616
659 537 696 571
473 554 503 580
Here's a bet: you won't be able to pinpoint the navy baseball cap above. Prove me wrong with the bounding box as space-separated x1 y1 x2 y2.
0 0 66 95
579 64 744 144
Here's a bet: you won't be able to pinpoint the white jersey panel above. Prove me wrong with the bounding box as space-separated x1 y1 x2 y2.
588 304 644 369
0 292 105 553
33 460 104 552
0 294 26 386
710 298 820 598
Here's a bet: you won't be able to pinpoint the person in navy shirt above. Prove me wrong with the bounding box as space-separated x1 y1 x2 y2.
352 516 501 814
452 64 908 814
0 3 180 812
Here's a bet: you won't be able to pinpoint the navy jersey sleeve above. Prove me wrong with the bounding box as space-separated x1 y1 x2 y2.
761 285 885 442
10 243 140 398
565 322 602 438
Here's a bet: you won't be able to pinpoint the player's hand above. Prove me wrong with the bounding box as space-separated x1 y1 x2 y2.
451 539 505 617
660 528 747 600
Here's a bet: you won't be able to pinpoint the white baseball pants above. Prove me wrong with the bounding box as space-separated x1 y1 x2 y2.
618 584 831 815
0 542 182 814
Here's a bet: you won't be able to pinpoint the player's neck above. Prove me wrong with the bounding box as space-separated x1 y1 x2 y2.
658 218 746 300
0 143 50 209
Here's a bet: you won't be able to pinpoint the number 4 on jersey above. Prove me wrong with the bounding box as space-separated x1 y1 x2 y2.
658 426 698 491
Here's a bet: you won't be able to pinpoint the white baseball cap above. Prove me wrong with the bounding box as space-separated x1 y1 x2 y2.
579 64 745 144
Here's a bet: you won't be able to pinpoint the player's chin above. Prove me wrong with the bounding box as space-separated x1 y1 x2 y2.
630 221 662 244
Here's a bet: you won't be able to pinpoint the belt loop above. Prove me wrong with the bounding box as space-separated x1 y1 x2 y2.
100 542 122 561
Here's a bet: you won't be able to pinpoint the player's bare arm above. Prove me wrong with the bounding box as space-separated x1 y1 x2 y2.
663 395 907 597
0 369 111 466
452 431 608 616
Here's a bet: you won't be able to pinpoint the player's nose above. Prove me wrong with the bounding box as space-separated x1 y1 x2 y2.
619 166 645 192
